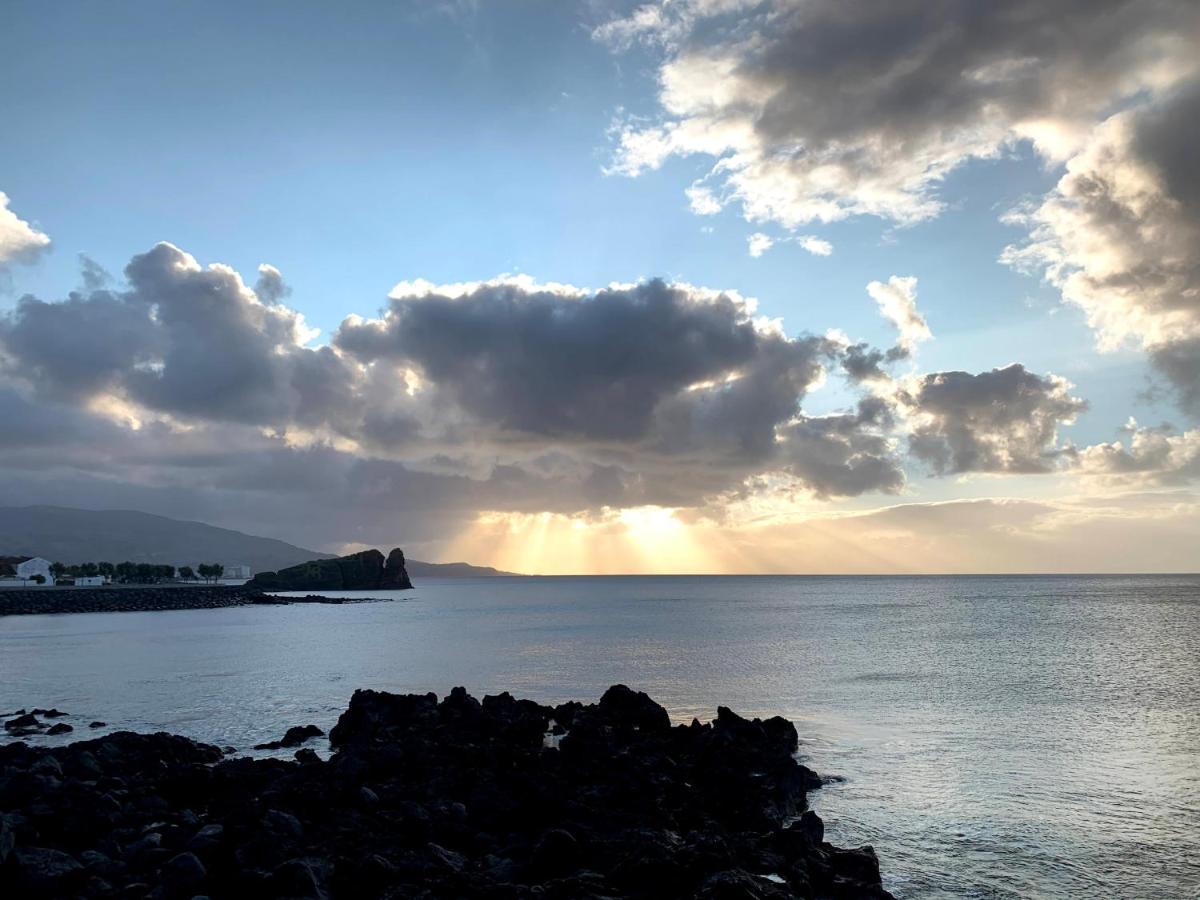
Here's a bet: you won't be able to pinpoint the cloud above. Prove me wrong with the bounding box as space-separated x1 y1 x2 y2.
748 232 832 258
0 191 51 270
601 1 1200 227
795 236 832 257
902 364 1087 474
1073 419 1200 484
1002 82 1200 419
78 255 112 291
747 232 773 257
867 276 931 352
335 276 910 498
338 278 815 443
777 401 903 498
834 277 928 383
0 242 355 427
253 264 291 305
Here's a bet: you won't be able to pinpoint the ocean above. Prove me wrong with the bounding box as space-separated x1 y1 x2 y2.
2 574 1198 898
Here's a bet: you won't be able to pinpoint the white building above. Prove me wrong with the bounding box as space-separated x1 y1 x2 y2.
0 556 56 585
74 575 104 586
224 564 252 580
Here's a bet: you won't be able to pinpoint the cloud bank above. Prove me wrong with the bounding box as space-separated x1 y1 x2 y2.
0 238 1191 561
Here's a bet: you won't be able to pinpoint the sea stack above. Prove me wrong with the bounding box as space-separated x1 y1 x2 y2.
248 548 413 591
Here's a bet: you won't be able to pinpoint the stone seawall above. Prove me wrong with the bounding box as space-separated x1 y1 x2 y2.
0 585 264 616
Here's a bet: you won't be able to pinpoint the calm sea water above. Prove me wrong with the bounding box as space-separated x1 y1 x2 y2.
2 575 1198 898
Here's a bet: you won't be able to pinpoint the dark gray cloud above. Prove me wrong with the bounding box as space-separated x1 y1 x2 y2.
78 254 112 291
1 290 162 400
1150 340 1200 419
120 243 344 424
337 279 813 441
253 264 291 305
778 400 904 498
337 277 907 498
840 342 910 384
903 364 1087 474
0 242 363 427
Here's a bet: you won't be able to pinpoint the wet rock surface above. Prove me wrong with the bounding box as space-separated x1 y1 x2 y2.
0 685 893 898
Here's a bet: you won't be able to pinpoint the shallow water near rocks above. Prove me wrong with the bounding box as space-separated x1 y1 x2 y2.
2 574 1199 898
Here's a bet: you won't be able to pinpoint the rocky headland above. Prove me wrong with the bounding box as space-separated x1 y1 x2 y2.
0 686 893 899
248 548 413 592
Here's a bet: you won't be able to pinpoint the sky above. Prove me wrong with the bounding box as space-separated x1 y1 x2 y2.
0 0 1197 573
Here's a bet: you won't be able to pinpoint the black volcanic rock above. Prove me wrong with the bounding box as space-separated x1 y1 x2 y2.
0 688 894 898
253 724 325 751
248 547 413 592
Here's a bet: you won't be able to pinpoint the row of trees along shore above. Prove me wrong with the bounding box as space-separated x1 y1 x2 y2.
47 562 226 584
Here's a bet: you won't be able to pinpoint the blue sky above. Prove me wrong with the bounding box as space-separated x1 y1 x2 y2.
0 1 1196 570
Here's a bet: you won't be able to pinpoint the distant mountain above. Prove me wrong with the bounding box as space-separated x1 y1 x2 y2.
404 560 516 578
0 506 329 572
0 506 516 576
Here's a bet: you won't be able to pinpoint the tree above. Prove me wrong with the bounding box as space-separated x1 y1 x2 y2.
115 561 136 582
97 562 115 578
50 561 67 578
197 563 225 583
80 562 99 577
178 565 195 581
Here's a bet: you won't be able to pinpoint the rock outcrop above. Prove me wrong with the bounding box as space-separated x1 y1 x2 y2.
0 685 894 898
248 548 413 592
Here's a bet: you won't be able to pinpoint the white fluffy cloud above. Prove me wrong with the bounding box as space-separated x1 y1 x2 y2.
747 232 831 258
867 276 931 353
747 232 773 257
0 191 51 269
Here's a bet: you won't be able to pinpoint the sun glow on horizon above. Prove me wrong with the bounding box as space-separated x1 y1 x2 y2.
442 506 749 575
439 502 917 575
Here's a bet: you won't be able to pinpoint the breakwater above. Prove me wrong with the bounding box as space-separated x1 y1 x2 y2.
0 586 373 616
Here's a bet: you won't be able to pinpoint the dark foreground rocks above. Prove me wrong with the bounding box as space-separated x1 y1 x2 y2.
0 686 893 899
249 547 413 592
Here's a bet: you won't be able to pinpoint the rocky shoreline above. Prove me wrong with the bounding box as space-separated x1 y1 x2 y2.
0 686 893 898
0 587 390 617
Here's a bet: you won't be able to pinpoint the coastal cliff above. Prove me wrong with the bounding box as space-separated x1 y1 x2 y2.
0 686 892 898
248 548 413 592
